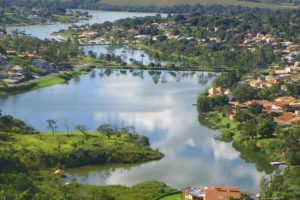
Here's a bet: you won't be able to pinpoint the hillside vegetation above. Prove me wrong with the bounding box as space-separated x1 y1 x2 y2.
102 0 298 9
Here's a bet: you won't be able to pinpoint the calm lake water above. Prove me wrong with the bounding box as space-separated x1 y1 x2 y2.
3 10 265 195
0 69 264 193
82 45 170 66
6 10 164 39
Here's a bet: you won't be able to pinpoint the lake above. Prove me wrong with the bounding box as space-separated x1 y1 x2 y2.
3 10 265 195
82 45 170 66
6 10 165 39
0 69 264 193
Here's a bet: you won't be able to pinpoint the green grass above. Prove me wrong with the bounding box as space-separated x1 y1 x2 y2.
0 132 164 170
160 193 182 200
102 0 298 9
0 75 68 97
32 75 67 88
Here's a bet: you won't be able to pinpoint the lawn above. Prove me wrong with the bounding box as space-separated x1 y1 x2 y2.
160 193 182 200
102 0 298 9
0 74 68 97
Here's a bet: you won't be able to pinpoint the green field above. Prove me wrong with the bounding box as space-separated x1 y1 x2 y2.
160 193 182 200
0 132 164 170
102 0 298 9
0 75 68 97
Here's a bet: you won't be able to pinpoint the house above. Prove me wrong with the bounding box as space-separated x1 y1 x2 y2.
28 15 39 21
249 78 284 89
182 186 241 200
10 65 23 73
209 87 225 96
274 96 297 105
134 35 152 41
32 59 55 71
205 186 241 200
286 44 300 51
274 112 300 125
182 187 205 200
81 31 99 39
270 96 299 112
285 66 300 74
208 87 233 100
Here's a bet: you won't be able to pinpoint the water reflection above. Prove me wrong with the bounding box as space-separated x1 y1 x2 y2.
0 69 262 194
81 45 169 66
6 10 164 39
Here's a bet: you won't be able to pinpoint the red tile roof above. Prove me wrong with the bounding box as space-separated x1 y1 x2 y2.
205 186 241 200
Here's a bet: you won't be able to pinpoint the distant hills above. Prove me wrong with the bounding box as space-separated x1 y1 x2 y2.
3 0 299 10
101 0 299 9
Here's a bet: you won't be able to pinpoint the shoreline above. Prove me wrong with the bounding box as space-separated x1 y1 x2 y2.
0 64 227 98
0 131 164 170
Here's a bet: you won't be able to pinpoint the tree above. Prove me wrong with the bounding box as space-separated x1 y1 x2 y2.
140 54 145 65
97 124 115 137
213 71 239 88
74 125 88 137
277 126 300 165
240 119 257 138
233 84 258 103
46 119 57 135
247 104 263 115
257 118 276 138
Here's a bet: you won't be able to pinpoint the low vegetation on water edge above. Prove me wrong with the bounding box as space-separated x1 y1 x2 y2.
159 193 182 200
0 115 163 172
0 171 178 200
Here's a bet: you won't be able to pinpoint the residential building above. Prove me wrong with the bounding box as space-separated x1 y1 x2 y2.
182 188 205 200
134 35 152 41
285 66 300 74
208 87 233 101
274 112 300 125
182 186 241 200
205 186 241 200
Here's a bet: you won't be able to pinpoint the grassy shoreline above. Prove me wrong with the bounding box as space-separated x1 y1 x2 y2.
0 131 164 171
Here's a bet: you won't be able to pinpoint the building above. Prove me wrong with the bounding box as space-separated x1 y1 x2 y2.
182 188 205 200
205 186 241 200
249 79 284 89
81 31 99 40
182 186 241 200
274 111 300 125
285 66 300 74
208 87 233 101
10 65 23 73
134 35 152 41
32 59 55 71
